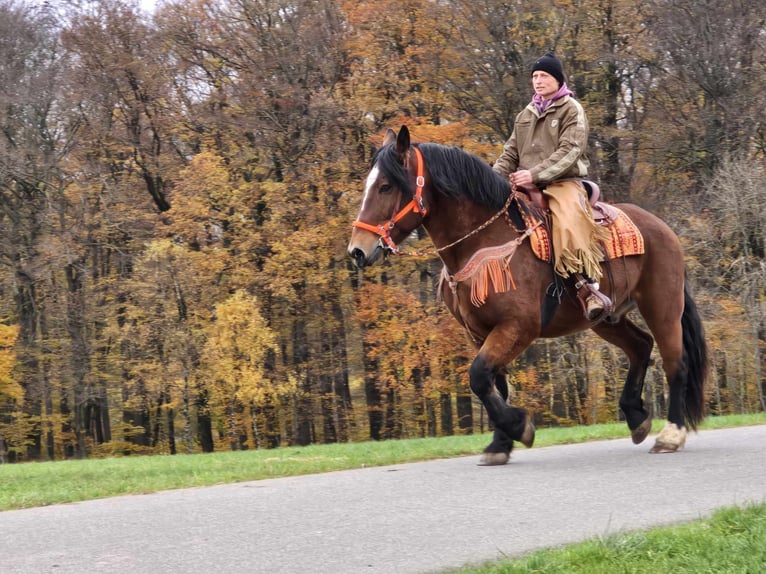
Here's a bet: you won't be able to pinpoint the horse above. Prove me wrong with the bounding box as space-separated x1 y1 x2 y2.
347 126 708 465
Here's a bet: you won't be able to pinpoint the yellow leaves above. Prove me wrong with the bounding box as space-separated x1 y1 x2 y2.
206 291 275 357
0 324 22 402
164 151 238 248
0 324 17 349
202 290 293 405
264 233 332 300
700 294 763 413
703 295 755 352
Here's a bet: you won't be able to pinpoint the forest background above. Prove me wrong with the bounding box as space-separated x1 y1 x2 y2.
0 0 763 462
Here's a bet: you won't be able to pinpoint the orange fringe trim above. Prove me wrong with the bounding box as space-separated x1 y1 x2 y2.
441 239 523 307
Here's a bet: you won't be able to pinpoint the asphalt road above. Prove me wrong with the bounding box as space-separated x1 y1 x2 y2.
2 425 765 574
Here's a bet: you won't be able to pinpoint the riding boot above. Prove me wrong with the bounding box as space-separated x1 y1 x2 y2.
574 275 614 322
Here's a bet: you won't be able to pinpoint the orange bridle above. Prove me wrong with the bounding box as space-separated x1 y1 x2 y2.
352 146 428 253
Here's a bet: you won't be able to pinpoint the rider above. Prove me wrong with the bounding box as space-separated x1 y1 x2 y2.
492 51 612 321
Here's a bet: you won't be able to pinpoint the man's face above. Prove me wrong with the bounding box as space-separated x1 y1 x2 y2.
532 71 559 99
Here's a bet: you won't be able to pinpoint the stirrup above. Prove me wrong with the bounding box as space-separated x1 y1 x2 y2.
585 294 607 321
575 277 614 322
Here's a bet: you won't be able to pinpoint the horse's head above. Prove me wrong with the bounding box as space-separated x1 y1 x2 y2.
347 126 428 268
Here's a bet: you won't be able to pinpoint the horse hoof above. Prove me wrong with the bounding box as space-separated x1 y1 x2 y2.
631 416 652 445
478 452 510 466
649 442 679 454
520 415 535 448
649 422 686 454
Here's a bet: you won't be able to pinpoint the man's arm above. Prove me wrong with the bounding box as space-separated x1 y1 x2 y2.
492 129 519 178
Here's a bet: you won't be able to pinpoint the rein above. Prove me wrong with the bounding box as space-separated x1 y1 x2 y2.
435 190 514 253
352 146 428 253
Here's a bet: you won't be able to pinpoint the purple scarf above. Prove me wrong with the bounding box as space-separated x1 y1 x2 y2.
533 82 574 115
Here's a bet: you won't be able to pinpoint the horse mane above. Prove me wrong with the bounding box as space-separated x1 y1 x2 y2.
373 142 511 210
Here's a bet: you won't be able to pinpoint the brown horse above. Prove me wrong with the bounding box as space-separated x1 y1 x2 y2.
348 126 708 464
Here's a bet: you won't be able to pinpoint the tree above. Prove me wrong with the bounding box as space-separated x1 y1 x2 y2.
433 0 559 140
0 323 24 462
201 290 293 450
61 0 180 212
0 0 764 461
645 0 766 180
697 157 766 410
0 1 69 460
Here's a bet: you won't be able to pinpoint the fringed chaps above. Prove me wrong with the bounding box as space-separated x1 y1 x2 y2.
544 181 611 281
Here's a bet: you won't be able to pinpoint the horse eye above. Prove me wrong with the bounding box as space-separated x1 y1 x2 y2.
379 184 393 194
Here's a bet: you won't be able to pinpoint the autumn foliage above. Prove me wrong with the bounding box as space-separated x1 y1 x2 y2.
0 0 763 461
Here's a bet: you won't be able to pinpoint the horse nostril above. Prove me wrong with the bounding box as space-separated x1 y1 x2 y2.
350 248 367 268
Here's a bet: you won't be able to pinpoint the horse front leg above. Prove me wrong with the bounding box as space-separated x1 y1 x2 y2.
478 372 519 465
470 353 535 466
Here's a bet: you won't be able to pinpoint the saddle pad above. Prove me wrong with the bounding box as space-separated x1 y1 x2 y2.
530 205 644 262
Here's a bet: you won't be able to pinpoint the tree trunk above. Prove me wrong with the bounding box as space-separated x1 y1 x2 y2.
440 393 453 435
123 380 151 448
196 389 215 452
360 336 383 441
456 393 473 434
330 298 353 442
292 318 313 446
15 277 46 460
411 367 425 437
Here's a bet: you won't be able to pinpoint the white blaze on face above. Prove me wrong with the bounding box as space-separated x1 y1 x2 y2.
360 165 380 215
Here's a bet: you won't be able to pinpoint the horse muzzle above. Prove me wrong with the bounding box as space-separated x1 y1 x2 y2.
348 243 385 268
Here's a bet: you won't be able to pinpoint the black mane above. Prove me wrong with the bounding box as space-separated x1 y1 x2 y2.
373 142 512 210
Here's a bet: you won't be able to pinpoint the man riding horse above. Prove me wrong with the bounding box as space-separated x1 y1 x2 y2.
493 52 612 321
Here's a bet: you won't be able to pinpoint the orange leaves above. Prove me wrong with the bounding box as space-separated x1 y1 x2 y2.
0 324 21 403
354 280 466 399
355 282 429 386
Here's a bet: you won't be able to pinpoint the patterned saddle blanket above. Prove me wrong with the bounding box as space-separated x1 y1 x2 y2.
525 201 645 263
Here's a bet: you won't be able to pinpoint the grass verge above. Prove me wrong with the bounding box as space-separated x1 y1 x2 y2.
449 502 766 573
1 412 764 511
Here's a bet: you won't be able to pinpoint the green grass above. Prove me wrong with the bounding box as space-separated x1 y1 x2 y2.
1 412 764 512
449 503 766 573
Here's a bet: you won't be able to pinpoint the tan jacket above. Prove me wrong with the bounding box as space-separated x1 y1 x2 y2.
493 95 589 184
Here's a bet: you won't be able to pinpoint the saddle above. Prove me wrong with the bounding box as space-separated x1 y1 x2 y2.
514 181 644 262
518 179 601 208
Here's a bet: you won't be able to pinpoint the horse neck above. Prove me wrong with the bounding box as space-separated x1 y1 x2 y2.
423 193 521 271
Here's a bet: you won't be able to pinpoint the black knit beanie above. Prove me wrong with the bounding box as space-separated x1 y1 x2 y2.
531 52 565 86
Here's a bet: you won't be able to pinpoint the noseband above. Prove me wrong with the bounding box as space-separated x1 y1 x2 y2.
352 146 428 253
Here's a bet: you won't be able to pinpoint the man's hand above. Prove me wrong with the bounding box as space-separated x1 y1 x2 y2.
510 169 533 188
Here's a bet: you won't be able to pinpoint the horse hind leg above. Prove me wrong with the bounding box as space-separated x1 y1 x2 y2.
643 286 708 453
593 318 654 444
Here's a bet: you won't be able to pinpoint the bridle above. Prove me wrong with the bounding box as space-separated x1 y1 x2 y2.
352 146 428 253
352 146 519 256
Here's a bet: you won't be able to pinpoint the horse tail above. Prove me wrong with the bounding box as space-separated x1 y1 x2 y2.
681 285 708 430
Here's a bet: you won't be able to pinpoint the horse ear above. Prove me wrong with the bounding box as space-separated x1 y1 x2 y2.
395 125 410 154
382 128 396 147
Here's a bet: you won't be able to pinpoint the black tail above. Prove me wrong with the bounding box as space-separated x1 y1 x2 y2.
681 286 708 430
